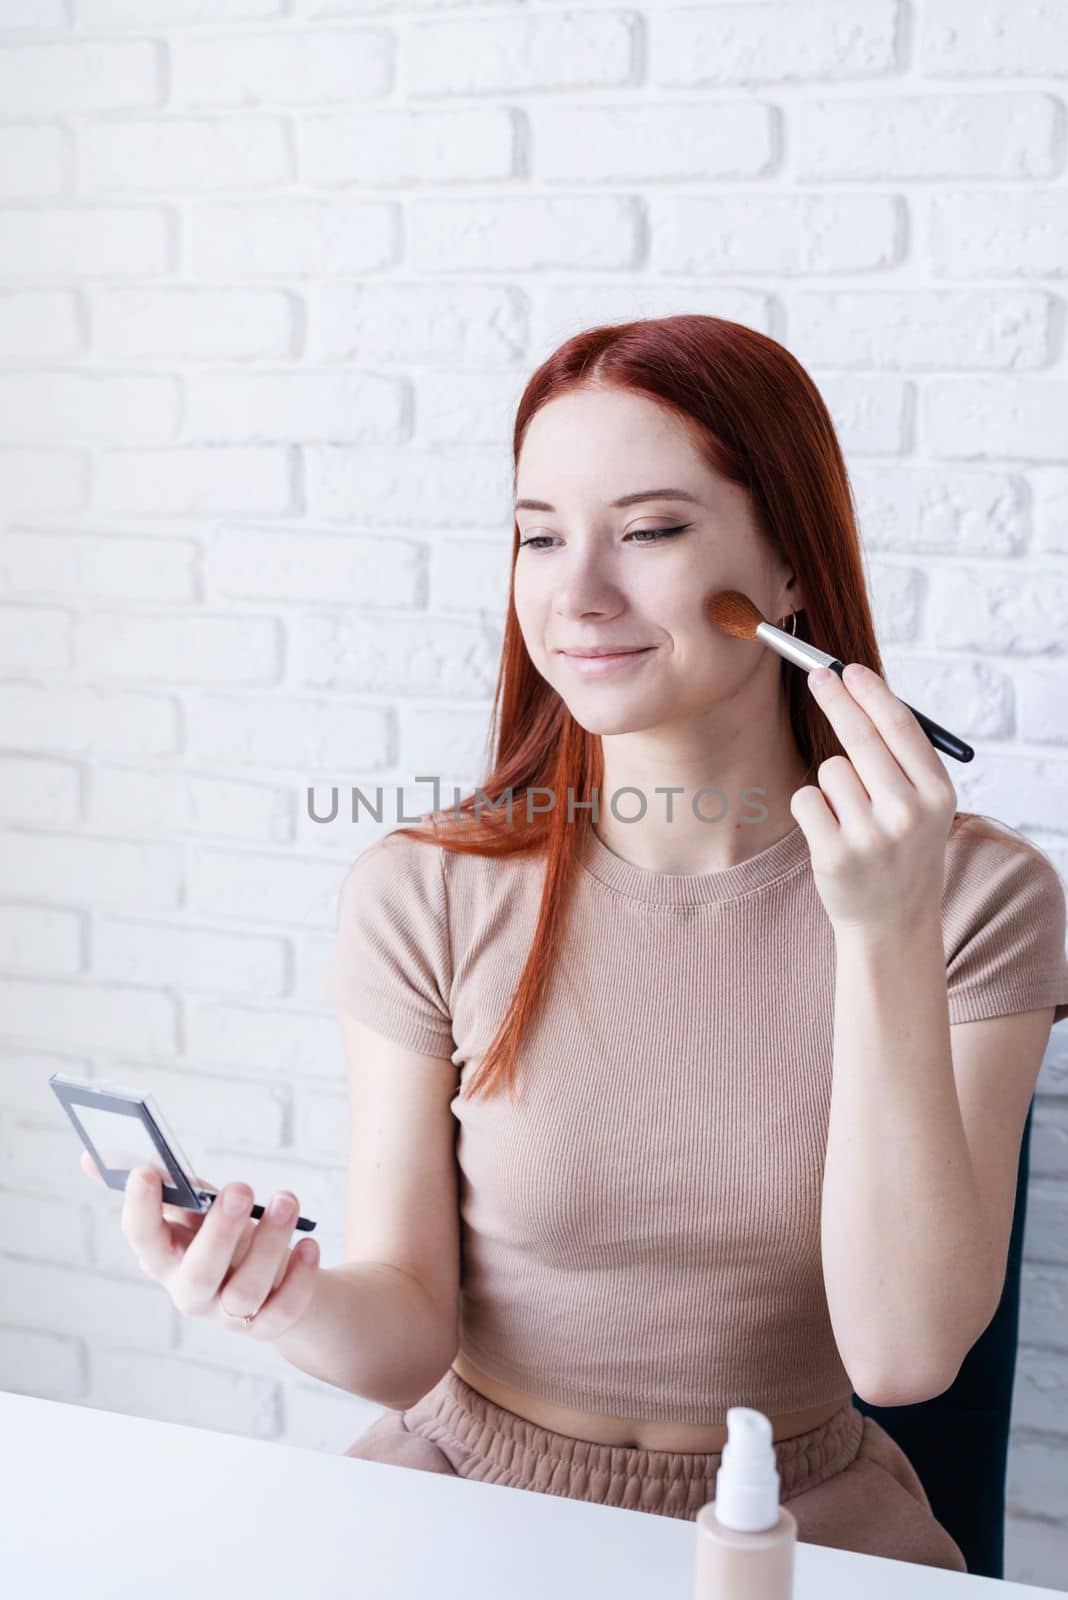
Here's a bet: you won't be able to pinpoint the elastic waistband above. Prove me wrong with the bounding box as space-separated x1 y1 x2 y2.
406 1368 863 1501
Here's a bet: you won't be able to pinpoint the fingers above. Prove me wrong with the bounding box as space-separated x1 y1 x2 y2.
121 1165 181 1279
214 1190 304 1322
168 1180 257 1316
215 1216 316 1344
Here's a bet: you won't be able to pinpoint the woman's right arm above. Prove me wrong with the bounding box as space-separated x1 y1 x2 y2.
270 1257 459 1409
293 1009 461 1408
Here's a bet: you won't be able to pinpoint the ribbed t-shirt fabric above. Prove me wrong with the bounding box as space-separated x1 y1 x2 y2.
324 812 1068 1425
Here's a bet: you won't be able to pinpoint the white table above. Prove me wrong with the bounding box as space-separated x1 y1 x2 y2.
0 1390 1057 1598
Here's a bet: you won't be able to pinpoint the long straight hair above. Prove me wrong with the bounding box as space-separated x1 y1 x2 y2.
384 315 1026 1102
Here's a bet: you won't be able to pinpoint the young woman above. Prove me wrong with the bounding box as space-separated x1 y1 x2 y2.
323 317 1068 1569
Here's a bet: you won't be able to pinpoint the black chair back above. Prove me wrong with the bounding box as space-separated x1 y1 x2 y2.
854 1097 1034 1578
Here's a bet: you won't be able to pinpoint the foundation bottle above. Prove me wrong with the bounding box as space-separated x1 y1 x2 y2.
694 1407 797 1600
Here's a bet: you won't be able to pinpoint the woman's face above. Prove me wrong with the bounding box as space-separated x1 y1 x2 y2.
512 385 801 735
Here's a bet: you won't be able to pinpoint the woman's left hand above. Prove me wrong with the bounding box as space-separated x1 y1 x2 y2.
790 662 958 933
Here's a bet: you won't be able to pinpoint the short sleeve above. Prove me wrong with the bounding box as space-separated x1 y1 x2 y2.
943 828 1068 1028
324 828 455 1058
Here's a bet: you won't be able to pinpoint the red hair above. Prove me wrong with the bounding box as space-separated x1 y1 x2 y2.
383 315 1029 1102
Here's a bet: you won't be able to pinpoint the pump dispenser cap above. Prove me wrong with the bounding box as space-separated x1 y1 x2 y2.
714 1408 780 1532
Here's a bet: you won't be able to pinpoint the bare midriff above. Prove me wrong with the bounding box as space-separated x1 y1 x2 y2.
451 1349 847 1452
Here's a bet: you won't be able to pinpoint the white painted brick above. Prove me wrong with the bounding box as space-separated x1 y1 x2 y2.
795 94 1059 181
650 193 901 274
0 606 69 674
0 449 85 511
81 116 291 193
2 1254 173 1344
300 106 514 186
410 193 640 272
309 283 526 364
94 918 288 1000
206 527 423 606
0 292 81 360
73 612 280 685
415 368 531 448
1026 1182 1068 1266
788 291 1053 371
172 28 390 107
190 848 349 931
93 446 293 516
185 694 388 772
0 125 70 199
0 1116 100 1201
0 831 182 911
531 100 773 181
923 378 1068 462
850 464 1028 557
304 444 512 527
183 371 403 445
1006 1435 1068 1522
409 11 634 95
0 977 175 1053
431 538 511 616
866 562 924 643
289 613 502 698
186 200 393 278
879 653 1013 741
653 0 896 85
0 1330 83 1401
1031 1100 1068 1179
0 1189 90 1267
1 531 197 603
280 1379 380 1454
87 1348 281 1437
0 372 179 445
0 207 171 279
929 191 1068 279
0 904 81 978
954 755 1068 838
89 766 293 845
0 756 79 829
814 375 908 456
920 0 1068 76
79 0 281 21
294 1085 345 1161
92 288 294 360
184 998 341 1085
0 0 66 27
1033 470 1068 557
0 1048 92 1122
0 40 160 114
401 705 497 779
1005 1513 1068 1593
1016 664 1068 745
538 286 773 358
0 685 179 759
1019 1264 1068 1355
96 1062 286 1160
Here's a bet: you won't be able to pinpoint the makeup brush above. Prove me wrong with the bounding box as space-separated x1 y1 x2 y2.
705 590 974 765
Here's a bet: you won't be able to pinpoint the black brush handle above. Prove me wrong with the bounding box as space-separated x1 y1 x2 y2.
826 660 974 764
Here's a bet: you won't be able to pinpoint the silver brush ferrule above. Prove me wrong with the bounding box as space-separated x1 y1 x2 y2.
754 621 841 675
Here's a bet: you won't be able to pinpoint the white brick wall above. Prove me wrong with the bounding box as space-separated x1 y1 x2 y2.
0 0 1065 1583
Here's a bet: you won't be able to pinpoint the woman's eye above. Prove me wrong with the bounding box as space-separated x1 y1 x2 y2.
518 525 690 550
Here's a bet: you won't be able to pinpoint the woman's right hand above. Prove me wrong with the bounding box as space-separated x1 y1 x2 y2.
79 1149 320 1338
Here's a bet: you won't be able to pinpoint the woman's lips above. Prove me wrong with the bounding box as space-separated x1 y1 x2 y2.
560 647 656 676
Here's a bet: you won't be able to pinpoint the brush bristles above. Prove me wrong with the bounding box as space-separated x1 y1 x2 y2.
705 589 767 641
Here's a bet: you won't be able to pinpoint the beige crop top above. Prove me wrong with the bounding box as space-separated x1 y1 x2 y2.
324 813 1068 1424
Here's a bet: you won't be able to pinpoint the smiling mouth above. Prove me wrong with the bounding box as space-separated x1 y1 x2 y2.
560 646 657 673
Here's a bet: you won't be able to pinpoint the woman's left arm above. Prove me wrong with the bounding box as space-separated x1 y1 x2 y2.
791 662 1054 1409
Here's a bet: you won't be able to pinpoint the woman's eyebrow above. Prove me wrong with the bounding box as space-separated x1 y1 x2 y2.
514 488 703 512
